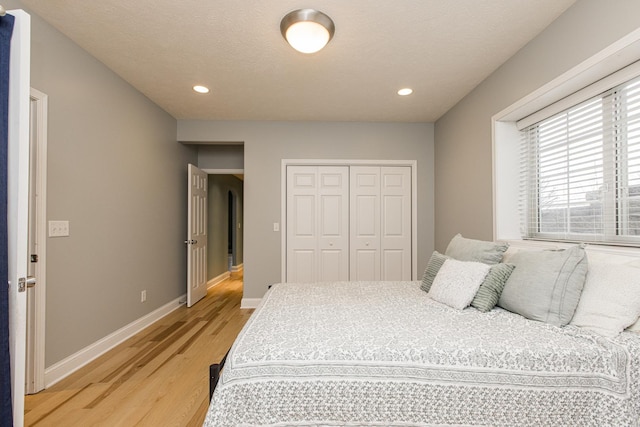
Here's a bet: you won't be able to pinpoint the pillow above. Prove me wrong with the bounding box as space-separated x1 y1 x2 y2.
471 263 516 312
570 262 640 337
628 320 640 333
420 251 448 293
498 245 588 327
421 251 514 312
445 233 508 265
428 259 490 310
501 246 520 264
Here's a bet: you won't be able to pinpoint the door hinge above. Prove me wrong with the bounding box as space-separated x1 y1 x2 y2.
31 254 38 263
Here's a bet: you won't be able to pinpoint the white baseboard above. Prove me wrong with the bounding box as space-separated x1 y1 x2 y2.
207 271 230 289
231 263 243 273
44 294 186 388
241 298 261 309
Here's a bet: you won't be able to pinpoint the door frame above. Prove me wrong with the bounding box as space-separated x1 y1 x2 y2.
280 159 418 283
227 189 240 271
25 88 47 394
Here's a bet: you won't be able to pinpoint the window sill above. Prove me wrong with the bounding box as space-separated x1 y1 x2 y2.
500 238 640 259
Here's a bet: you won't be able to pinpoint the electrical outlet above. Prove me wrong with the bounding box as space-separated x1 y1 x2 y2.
48 220 70 237
141 290 147 303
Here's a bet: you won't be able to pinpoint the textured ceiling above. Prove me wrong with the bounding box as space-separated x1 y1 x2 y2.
21 0 576 122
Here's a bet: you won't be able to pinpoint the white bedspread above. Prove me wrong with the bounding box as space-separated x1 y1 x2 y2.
204 281 640 426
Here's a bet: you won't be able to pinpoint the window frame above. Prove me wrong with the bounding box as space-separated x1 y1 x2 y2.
520 76 640 246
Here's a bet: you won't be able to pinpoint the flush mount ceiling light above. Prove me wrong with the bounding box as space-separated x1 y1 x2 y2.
193 85 210 94
280 9 335 54
397 88 413 96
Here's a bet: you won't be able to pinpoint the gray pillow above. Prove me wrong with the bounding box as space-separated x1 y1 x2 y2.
445 234 508 265
471 263 515 312
421 251 448 293
497 245 588 327
422 251 514 312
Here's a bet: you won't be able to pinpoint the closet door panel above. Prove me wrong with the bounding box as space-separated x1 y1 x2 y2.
380 167 412 280
319 250 344 282
291 250 316 283
287 166 349 282
350 166 381 280
287 166 318 282
382 249 405 281
318 167 349 281
353 250 378 281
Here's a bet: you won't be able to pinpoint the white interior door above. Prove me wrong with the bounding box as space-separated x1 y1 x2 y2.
25 90 47 395
286 166 349 282
7 9 31 427
350 166 412 281
287 166 317 282
380 167 411 280
350 166 381 281
317 167 349 281
186 164 207 307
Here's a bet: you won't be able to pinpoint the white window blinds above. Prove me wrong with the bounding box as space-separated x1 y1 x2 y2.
520 75 640 245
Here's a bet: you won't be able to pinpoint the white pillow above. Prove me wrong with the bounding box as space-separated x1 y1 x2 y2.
628 320 640 333
428 259 490 310
570 261 640 337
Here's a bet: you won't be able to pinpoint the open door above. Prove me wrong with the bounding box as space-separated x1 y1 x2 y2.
6 9 31 427
25 89 47 395
186 164 207 307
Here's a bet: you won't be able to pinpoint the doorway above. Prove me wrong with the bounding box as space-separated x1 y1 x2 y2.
184 143 245 291
204 173 244 287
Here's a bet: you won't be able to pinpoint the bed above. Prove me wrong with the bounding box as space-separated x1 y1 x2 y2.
203 279 640 426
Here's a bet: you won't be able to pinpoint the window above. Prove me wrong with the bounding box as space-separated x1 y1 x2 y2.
520 76 640 245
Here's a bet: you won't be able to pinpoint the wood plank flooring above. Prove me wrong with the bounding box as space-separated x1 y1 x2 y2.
24 273 252 426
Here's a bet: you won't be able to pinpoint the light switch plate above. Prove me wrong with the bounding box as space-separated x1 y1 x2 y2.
49 220 70 237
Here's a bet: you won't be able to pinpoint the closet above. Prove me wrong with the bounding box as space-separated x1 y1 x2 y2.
286 164 412 282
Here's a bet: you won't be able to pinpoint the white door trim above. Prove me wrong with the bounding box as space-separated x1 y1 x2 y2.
281 159 418 283
26 88 47 394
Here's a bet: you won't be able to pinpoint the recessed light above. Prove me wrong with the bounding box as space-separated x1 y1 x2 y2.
193 85 210 94
397 88 413 96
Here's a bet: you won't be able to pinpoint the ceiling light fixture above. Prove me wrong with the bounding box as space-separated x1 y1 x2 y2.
193 85 210 94
280 9 335 54
397 88 413 96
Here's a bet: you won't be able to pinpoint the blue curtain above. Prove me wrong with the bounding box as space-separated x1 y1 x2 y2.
0 12 15 427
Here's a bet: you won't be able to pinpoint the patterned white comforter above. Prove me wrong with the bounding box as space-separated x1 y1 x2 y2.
203 281 640 426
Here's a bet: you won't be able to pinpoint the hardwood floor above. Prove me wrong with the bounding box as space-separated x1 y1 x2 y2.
24 273 252 426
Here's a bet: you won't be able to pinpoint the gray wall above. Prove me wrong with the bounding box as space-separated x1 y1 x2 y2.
198 145 244 170
434 0 640 252
178 121 435 299
6 0 198 366
206 175 244 280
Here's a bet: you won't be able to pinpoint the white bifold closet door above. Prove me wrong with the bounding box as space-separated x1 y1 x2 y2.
350 166 411 281
286 166 350 282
